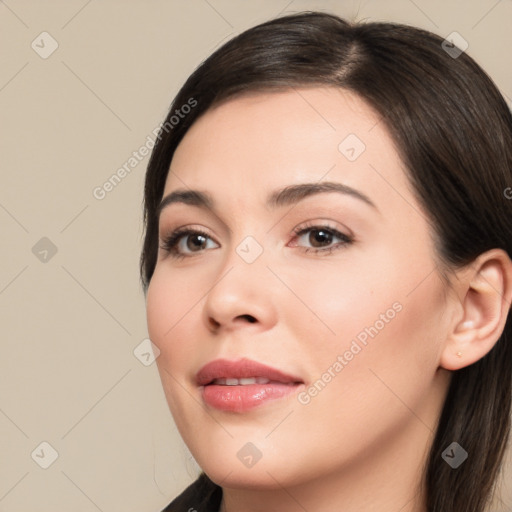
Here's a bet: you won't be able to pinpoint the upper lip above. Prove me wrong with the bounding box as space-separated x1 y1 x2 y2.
196 358 303 386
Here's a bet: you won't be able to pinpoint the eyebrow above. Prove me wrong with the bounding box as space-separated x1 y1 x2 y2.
157 181 378 217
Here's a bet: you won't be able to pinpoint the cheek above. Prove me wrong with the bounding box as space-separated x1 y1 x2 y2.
278 273 446 465
146 268 203 427
282 248 402 354
146 266 202 372
289 244 446 398
147 263 199 337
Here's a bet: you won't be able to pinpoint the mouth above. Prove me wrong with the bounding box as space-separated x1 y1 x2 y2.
196 358 304 412
210 377 292 385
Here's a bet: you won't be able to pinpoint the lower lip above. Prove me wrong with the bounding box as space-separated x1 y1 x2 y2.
201 383 303 412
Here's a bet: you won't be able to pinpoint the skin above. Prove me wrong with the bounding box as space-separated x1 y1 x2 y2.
146 87 512 512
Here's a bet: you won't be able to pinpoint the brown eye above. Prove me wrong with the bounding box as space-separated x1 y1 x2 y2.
292 224 353 255
160 228 218 259
186 233 208 251
307 229 334 247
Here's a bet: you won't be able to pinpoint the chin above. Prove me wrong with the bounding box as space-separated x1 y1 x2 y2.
192 442 314 491
205 463 293 491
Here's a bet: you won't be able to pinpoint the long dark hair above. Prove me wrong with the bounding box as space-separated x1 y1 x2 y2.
141 11 512 512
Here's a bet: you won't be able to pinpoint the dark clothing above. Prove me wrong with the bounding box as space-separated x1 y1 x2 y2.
161 473 222 512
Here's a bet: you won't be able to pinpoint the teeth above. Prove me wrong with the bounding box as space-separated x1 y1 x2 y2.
212 377 271 386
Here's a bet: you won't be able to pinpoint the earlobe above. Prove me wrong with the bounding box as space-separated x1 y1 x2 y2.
439 249 512 371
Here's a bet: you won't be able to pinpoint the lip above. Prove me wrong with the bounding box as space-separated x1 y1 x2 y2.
196 358 304 412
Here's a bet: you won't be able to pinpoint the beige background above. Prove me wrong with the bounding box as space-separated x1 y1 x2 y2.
1 1 511 511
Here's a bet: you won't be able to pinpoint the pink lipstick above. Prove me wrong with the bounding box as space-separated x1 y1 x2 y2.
196 358 304 412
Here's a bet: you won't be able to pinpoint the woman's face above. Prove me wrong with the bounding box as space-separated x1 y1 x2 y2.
146 87 455 490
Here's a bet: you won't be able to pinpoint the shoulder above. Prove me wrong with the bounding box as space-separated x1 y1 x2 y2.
160 472 223 512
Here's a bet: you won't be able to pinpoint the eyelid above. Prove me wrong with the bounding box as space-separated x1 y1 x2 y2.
158 222 221 243
290 219 354 240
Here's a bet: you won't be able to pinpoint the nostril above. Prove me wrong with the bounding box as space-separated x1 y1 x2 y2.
239 314 257 323
209 318 221 329
209 315 257 329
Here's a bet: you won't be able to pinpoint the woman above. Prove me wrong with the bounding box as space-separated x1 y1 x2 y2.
140 11 512 512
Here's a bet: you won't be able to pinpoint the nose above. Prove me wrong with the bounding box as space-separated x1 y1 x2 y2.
202 243 279 335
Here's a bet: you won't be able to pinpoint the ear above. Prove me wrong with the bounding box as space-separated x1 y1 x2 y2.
440 248 512 371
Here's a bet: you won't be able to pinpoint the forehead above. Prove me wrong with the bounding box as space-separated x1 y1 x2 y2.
170 87 381 167
164 87 411 214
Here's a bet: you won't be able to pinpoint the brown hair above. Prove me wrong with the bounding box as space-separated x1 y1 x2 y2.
141 11 512 512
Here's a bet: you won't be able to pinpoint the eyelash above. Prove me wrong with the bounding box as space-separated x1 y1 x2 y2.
159 222 354 261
